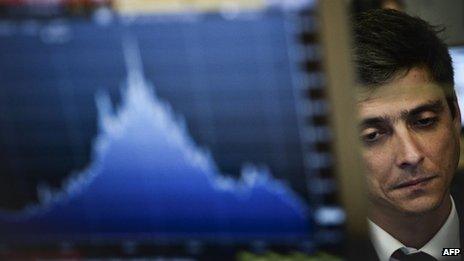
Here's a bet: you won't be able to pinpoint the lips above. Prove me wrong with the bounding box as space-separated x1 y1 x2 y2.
394 176 437 189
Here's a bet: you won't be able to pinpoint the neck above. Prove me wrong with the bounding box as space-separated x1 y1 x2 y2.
369 195 452 249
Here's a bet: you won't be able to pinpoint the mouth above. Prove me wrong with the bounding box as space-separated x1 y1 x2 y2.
393 176 437 190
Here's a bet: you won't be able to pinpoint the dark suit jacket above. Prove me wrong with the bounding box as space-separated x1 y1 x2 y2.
361 171 464 261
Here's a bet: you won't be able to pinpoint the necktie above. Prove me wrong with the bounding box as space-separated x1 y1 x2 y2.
390 248 437 261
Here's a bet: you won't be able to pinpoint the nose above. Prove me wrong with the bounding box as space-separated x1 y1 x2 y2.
394 127 424 169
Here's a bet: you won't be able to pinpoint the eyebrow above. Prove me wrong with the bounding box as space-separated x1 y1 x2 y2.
403 99 444 117
359 99 444 129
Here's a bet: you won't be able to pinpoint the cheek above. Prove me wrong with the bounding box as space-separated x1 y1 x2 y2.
362 149 393 189
422 128 459 173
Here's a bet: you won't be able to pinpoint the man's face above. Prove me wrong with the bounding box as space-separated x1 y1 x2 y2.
357 67 461 216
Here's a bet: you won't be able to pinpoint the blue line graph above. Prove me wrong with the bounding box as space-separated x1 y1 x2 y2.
0 38 312 241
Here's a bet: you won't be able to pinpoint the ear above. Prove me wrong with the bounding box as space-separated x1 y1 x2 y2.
452 100 462 136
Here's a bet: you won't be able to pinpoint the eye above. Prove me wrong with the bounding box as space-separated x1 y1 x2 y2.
414 117 438 128
361 129 384 144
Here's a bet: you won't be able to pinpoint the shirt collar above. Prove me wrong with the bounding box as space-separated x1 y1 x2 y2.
368 196 460 261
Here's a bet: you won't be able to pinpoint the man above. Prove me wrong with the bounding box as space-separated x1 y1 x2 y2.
352 9 463 260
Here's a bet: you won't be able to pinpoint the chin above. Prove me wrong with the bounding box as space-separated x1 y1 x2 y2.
396 193 446 216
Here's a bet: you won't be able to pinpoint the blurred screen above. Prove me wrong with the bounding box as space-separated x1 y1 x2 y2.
450 46 464 126
0 0 345 259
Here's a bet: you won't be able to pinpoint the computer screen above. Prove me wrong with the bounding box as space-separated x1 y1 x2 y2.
0 0 359 259
449 46 464 125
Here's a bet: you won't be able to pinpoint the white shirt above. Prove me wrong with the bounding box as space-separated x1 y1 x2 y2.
368 196 461 261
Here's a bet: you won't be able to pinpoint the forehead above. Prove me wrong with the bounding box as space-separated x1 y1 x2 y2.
356 68 445 118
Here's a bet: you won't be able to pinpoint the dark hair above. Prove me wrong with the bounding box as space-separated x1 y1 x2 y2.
350 0 405 15
352 9 457 117
351 0 383 14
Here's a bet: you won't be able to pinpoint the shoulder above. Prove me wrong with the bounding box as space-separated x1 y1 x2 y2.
366 239 381 261
451 171 464 246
